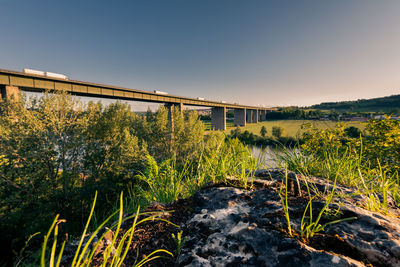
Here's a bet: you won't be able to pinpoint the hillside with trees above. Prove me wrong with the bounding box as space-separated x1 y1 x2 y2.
310 94 400 113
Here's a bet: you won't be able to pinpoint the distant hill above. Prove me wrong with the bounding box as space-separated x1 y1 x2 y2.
310 94 400 113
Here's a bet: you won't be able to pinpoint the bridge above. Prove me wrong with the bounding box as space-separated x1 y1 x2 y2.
0 68 275 130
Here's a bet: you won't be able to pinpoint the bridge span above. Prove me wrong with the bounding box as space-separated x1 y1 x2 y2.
0 68 275 130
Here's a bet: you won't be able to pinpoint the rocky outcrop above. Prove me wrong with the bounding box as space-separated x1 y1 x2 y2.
176 170 400 267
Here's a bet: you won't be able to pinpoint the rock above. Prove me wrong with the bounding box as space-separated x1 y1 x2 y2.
391 246 400 258
177 170 400 267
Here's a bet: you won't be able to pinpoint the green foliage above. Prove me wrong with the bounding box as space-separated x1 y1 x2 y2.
40 192 173 267
311 94 400 112
137 133 260 202
0 92 94 258
344 126 361 138
278 118 400 214
137 106 204 163
279 170 292 236
298 174 356 240
260 126 267 137
137 155 193 203
171 230 187 256
279 170 356 241
0 92 205 264
272 126 285 138
231 129 299 148
265 107 323 120
365 117 400 173
199 132 260 188
1 91 262 265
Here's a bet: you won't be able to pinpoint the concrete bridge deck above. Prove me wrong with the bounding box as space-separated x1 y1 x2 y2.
0 68 275 130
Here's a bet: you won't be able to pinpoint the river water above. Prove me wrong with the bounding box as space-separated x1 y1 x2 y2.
249 146 281 168
249 146 298 168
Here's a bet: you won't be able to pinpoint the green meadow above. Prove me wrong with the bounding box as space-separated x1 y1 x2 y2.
203 119 364 137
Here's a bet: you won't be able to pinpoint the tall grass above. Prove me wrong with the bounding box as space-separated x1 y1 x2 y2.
40 192 174 267
198 135 260 188
35 134 260 266
137 134 261 204
279 169 357 241
276 144 400 214
137 155 196 203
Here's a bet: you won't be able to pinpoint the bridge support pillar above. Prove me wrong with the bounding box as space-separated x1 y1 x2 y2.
1 85 19 101
246 110 252 123
165 102 183 121
211 107 226 130
252 109 259 123
165 102 184 151
177 102 183 115
234 108 246 127
259 110 266 121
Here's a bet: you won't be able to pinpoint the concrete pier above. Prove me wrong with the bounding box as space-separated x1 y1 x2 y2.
259 110 266 121
165 102 183 120
252 109 259 123
1 85 19 100
234 108 246 127
246 110 252 124
211 107 226 130
165 102 184 143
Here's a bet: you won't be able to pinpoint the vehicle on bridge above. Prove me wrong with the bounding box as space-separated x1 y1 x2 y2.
154 90 168 95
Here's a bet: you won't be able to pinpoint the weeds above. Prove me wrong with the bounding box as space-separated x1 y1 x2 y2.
277 141 400 215
137 135 261 205
171 230 187 256
14 232 41 266
199 134 260 188
279 170 292 236
137 155 192 203
357 162 399 214
279 170 357 241
40 192 174 267
299 173 356 240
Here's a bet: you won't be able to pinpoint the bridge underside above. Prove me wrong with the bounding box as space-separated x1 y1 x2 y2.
0 70 273 131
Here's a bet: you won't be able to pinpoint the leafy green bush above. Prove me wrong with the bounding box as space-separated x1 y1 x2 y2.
277 119 400 213
199 132 259 188
344 126 361 138
0 92 205 263
260 126 267 137
137 155 193 203
272 126 285 138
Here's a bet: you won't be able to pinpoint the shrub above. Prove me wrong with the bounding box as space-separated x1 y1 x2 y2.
272 126 285 138
0 92 205 264
260 126 267 137
344 126 361 138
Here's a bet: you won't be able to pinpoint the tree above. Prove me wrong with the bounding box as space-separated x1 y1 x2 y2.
0 92 92 259
0 91 208 264
272 126 285 138
344 126 361 138
260 126 267 137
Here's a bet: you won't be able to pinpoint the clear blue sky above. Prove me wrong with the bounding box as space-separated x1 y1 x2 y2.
1 0 399 107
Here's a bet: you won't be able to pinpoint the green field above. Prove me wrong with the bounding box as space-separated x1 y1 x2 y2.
203 120 235 131
204 119 364 137
226 120 364 137
203 119 364 137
